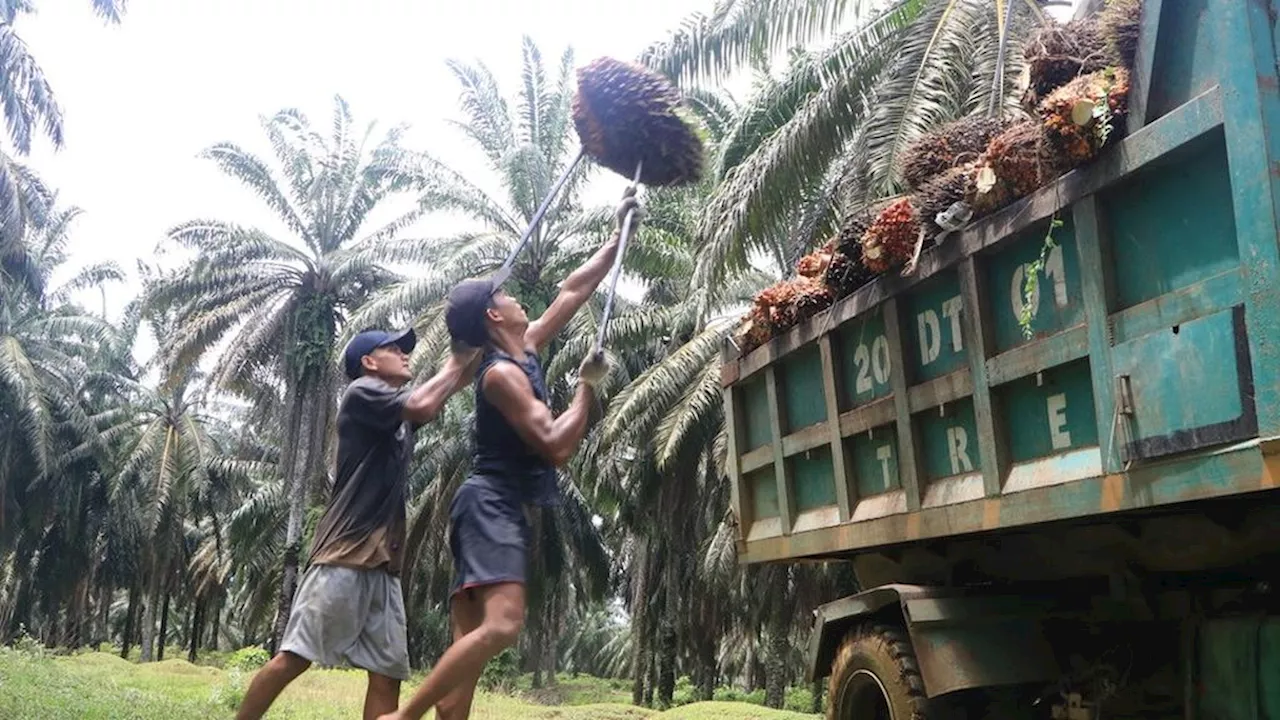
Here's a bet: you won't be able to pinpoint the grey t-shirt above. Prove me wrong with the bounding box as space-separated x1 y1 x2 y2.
308 376 415 575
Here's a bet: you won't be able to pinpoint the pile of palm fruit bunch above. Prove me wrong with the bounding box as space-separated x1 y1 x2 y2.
736 276 834 353
899 115 1013 191
826 211 876 298
967 119 1068 214
573 56 705 187
860 197 924 274
732 0 1142 353
734 210 875 354
1039 66 1131 163
1020 15 1112 112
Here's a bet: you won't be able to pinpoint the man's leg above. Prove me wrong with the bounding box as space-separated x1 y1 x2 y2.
241 565 361 720
434 590 486 720
378 582 525 720
363 672 401 720
235 651 311 720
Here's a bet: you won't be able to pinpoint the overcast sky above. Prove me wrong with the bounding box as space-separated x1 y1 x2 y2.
17 0 721 318
16 0 1078 335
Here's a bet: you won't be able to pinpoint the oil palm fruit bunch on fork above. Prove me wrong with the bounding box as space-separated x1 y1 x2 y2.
493 56 705 354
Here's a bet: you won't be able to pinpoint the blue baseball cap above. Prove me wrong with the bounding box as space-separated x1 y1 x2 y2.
445 266 511 348
342 328 417 380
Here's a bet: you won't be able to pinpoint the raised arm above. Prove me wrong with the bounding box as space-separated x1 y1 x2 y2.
401 348 482 424
526 189 641 353
482 352 608 466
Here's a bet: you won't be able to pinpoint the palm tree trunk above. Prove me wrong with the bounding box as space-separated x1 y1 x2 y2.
811 677 824 713
747 642 764 692
697 636 717 701
121 583 139 660
657 553 678 709
531 625 544 689
644 650 656 707
156 590 171 661
188 598 203 664
140 567 160 662
270 382 314 651
544 597 559 688
94 583 110 648
205 597 220 651
630 537 650 706
764 609 789 709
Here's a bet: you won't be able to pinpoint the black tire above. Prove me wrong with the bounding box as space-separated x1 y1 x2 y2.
827 622 933 720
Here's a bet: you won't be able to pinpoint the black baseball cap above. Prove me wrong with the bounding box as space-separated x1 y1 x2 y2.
342 328 417 380
445 266 511 348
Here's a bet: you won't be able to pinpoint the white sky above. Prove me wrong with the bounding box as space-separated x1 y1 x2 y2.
16 0 723 317
15 0 1078 337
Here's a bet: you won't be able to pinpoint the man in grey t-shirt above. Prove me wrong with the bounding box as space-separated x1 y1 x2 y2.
236 328 478 720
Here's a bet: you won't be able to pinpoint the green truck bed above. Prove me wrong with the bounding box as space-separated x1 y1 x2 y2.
719 0 1280 568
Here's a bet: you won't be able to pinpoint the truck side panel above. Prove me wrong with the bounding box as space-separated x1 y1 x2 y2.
723 0 1280 566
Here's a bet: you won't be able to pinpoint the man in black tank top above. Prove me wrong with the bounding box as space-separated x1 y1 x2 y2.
380 189 639 720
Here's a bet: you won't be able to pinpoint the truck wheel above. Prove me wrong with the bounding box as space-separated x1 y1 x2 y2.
827 622 932 720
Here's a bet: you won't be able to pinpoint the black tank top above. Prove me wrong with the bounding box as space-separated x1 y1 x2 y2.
470 347 559 506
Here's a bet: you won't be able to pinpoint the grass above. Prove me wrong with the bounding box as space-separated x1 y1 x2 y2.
0 649 819 720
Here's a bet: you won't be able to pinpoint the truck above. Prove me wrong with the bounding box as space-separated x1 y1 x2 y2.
718 1 1280 717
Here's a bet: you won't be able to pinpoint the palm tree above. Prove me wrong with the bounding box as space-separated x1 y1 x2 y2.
0 1 126 244
643 0 1048 286
145 95 428 648
0 225 115 544
0 197 128 648
97 351 226 662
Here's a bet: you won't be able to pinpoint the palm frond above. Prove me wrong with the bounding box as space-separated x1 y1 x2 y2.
693 1 921 288
444 58 515 164
0 22 61 153
639 0 874 86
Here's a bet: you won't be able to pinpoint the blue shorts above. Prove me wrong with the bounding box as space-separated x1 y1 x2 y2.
448 478 530 598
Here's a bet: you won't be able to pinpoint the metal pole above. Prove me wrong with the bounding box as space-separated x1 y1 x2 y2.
501 147 587 272
594 161 644 354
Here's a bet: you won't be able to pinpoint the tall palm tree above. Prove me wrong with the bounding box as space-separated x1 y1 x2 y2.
145 95 428 647
97 351 225 662
0 197 126 648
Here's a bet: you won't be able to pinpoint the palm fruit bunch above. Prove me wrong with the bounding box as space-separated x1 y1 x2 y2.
1021 17 1113 111
967 121 1067 215
796 243 836 280
737 302 774 353
736 277 834 353
1040 66 1131 164
899 115 1013 191
1100 0 1143 69
826 213 876 299
915 163 976 238
573 57 705 187
860 198 921 274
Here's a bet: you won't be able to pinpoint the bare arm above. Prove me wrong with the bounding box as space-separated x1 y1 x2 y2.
482 362 594 466
401 349 481 424
526 191 640 353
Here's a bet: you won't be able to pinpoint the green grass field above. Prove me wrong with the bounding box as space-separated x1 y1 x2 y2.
0 649 820 720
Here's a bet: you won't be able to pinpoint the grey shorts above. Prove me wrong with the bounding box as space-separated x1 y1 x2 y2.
279 564 409 680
